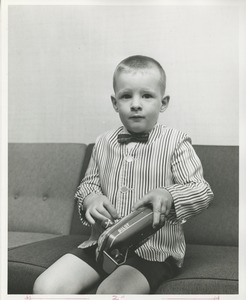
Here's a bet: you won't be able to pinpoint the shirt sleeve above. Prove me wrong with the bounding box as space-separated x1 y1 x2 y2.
74 143 103 226
165 135 214 224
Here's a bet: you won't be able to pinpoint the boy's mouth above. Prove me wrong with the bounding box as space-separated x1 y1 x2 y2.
129 115 145 119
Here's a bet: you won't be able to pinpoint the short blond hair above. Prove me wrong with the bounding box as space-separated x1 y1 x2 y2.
113 55 166 94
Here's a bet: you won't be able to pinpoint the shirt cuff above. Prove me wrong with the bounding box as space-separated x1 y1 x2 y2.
77 193 103 227
164 185 188 225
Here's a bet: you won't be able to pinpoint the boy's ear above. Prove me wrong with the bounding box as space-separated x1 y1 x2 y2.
160 95 170 112
111 95 119 112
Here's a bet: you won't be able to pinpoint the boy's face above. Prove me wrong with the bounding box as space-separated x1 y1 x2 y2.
111 67 169 133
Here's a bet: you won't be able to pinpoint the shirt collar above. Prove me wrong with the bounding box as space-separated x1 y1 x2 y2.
120 123 162 145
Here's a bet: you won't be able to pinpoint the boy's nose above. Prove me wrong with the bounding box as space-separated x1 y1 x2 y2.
130 96 142 111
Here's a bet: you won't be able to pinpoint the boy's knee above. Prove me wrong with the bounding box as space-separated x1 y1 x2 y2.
33 274 57 294
96 280 122 294
96 281 112 294
33 276 46 294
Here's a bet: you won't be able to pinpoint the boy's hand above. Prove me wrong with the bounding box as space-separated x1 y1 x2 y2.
132 188 173 228
83 194 119 225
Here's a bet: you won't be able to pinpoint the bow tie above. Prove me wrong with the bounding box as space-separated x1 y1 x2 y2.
117 132 149 144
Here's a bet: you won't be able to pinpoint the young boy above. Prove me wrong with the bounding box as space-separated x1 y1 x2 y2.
33 55 213 294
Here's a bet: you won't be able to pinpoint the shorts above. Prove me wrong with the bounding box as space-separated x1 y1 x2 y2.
68 245 180 292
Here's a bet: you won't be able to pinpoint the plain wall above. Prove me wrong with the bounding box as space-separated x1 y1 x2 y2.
8 5 239 145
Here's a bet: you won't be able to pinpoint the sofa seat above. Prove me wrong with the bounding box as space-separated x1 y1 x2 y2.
8 231 60 249
157 244 238 294
8 235 89 294
8 234 238 294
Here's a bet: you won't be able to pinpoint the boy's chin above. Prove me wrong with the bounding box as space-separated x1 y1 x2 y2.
126 126 150 134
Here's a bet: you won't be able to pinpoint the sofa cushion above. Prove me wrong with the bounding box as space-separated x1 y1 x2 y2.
8 143 87 235
8 236 238 294
70 143 95 236
8 263 45 295
8 235 89 294
8 231 60 249
158 278 238 295
156 244 238 294
185 146 239 246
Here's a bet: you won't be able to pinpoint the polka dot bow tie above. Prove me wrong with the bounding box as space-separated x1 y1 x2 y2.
117 132 149 144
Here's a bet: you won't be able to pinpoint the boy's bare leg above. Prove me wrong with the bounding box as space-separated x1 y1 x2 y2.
96 265 150 294
33 254 101 294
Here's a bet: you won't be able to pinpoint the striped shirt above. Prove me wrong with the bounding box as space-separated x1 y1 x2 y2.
75 124 214 267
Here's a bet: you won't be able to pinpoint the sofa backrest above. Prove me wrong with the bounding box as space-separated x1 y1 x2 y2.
8 143 87 235
70 144 94 236
185 145 239 247
71 144 239 247
9 143 239 247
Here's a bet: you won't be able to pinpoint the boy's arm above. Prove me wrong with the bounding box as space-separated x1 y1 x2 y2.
75 146 103 226
75 144 118 226
164 136 214 224
133 134 214 226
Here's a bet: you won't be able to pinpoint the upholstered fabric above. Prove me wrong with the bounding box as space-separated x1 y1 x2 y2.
8 236 238 294
70 143 95 236
185 145 239 246
8 231 59 249
8 235 88 268
157 278 238 294
8 235 89 294
8 143 87 235
157 244 238 294
156 244 238 294
8 263 45 295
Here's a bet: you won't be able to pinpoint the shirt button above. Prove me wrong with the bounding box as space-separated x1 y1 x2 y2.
120 186 129 193
125 155 134 163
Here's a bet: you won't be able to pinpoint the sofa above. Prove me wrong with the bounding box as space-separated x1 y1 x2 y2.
8 142 239 294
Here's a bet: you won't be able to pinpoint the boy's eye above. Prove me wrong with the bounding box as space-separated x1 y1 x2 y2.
120 94 131 99
142 94 153 99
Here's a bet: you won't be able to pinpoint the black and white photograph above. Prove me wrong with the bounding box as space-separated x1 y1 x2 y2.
1 0 246 299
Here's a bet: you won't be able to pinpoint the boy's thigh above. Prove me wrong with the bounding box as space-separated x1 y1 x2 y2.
97 254 179 294
97 265 150 294
34 253 101 294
